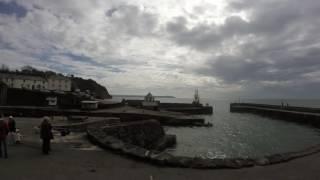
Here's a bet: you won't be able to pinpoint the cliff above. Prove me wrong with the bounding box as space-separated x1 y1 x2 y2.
71 77 111 99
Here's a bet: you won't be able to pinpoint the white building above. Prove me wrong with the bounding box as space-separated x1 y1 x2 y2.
47 75 72 92
0 73 72 92
142 92 159 110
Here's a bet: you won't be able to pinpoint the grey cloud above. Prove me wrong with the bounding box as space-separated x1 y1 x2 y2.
167 17 221 51
200 48 320 84
106 7 118 17
167 0 320 50
165 0 320 97
107 5 159 36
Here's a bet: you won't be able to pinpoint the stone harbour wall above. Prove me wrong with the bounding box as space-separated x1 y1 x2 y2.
230 103 320 128
102 120 176 151
87 122 320 169
53 117 120 132
0 106 210 127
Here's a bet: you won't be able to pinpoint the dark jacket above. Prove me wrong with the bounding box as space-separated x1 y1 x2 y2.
0 121 9 140
8 119 16 132
40 121 53 140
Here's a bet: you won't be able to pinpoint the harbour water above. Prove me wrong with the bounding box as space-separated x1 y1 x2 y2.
112 97 320 158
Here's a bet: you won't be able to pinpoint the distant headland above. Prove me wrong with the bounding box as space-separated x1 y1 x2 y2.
112 94 176 98
0 64 112 100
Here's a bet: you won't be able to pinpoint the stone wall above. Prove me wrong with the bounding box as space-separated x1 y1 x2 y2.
0 106 209 127
230 103 320 128
231 103 320 114
87 125 320 169
53 117 120 132
102 120 176 151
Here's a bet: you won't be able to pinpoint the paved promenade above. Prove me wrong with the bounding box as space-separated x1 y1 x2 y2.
0 117 320 180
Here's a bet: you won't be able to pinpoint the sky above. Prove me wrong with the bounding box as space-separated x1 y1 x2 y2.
0 0 320 99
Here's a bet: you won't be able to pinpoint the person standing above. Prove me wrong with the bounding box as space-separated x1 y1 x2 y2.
8 116 16 144
8 116 16 132
0 118 9 158
40 117 53 155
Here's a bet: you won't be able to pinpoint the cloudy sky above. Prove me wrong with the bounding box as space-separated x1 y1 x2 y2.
0 0 320 99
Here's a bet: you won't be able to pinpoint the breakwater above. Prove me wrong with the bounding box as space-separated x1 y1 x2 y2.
88 123 320 169
159 103 213 114
125 100 213 114
230 103 320 128
0 106 210 127
53 117 120 132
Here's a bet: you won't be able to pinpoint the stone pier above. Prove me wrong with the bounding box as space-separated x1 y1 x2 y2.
230 103 320 128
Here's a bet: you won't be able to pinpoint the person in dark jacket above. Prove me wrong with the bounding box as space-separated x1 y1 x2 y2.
8 116 16 144
8 116 16 133
40 117 53 155
0 118 9 158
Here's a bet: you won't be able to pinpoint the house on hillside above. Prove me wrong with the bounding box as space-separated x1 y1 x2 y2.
0 73 71 92
47 75 71 92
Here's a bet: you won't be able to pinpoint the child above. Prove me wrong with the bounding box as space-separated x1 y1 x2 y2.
15 128 22 144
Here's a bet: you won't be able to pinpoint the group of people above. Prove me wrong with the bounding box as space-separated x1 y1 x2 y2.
0 116 18 158
0 116 54 158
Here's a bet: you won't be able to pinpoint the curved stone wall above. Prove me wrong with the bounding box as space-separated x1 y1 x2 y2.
101 120 176 151
87 125 320 169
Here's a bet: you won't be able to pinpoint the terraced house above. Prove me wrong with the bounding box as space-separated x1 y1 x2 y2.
0 73 71 92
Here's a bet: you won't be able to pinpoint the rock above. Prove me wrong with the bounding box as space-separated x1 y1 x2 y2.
154 134 176 151
233 158 255 168
255 157 270 166
266 154 291 164
190 157 213 168
125 146 148 159
101 136 119 145
110 141 125 150
151 152 174 165
172 156 194 168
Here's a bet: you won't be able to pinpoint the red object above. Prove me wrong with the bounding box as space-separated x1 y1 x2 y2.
0 121 9 140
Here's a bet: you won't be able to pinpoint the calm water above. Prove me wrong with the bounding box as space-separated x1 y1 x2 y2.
113 97 320 158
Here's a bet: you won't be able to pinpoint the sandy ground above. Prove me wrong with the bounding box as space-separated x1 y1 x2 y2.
0 117 320 180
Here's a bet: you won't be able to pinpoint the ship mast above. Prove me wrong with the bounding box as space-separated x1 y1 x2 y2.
193 89 200 104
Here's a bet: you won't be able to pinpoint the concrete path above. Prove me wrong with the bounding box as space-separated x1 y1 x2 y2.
1 142 320 180
0 117 319 180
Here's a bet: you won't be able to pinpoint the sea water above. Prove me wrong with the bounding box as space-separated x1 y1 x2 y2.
113 97 320 158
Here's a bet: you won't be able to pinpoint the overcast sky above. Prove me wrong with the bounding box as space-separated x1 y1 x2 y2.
0 0 320 99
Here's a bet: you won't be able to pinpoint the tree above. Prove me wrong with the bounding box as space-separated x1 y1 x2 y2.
21 65 36 73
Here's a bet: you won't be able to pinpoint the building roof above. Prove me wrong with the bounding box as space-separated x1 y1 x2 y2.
0 73 71 82
0 73 46 81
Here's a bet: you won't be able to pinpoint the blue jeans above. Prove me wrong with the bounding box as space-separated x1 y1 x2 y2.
0 138 8 158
